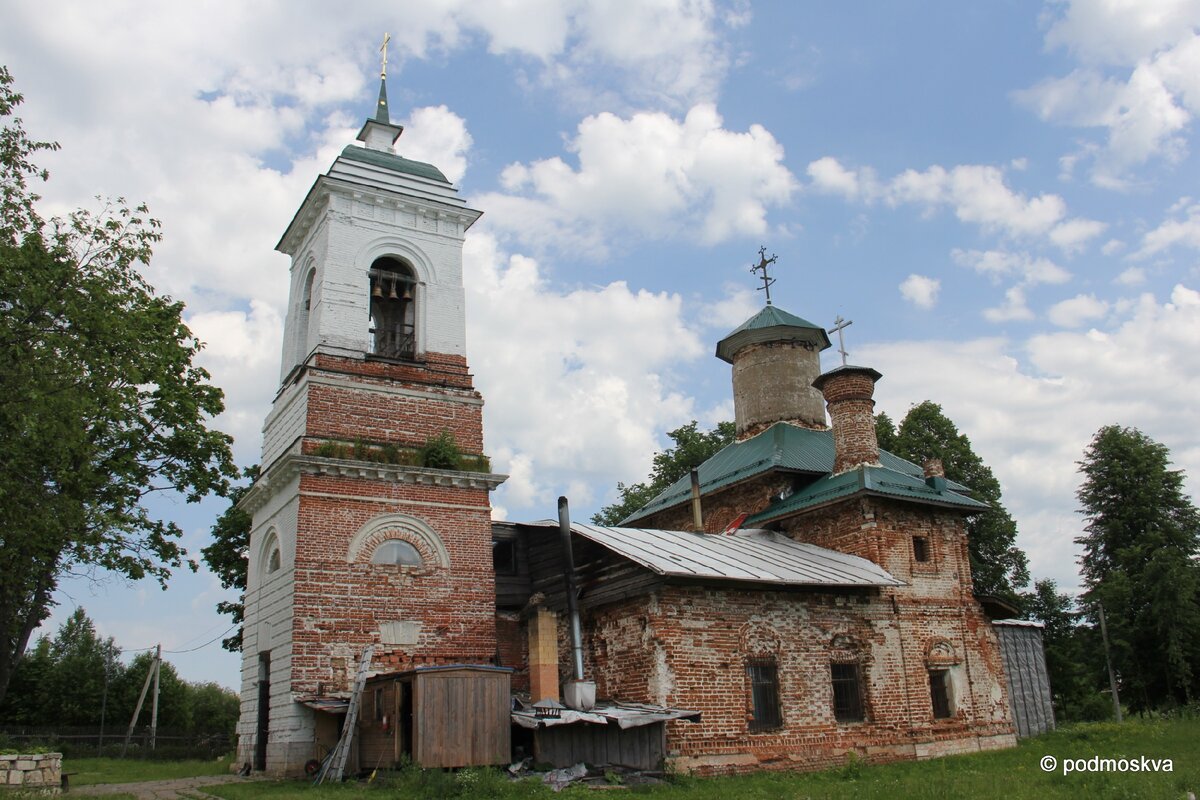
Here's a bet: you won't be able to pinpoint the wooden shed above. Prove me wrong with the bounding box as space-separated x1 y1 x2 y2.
360 665 512 770
993 620 1055 738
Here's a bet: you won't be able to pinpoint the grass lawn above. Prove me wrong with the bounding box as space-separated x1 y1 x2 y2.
204 717 1199 800
64 756 234 786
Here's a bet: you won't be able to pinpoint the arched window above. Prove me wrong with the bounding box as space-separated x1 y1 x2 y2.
368 256 417 359
371 539 423 566
296 267 316 361
263 531 282 575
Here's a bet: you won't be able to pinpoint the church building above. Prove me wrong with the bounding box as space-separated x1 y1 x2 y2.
236 68 1027 776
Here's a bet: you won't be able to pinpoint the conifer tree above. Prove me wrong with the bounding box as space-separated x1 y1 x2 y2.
1076 425 1200 709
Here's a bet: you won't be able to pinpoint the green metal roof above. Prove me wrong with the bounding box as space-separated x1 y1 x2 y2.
620 422 973 525
338 144 449 183
716 305 832 363
744 465 989 526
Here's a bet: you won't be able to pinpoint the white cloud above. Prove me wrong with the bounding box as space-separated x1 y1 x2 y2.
984 287 1035 322
807 156 874 200
1043 0 1200 65
398 106 473 185
477 104 797 257
1116 266 1147 285
951 249 1072 285
1047 293 1111 327
702 284 761 329
867 284 1200 592
810 158 1103 250
187 301 285 465
899 274 940 309
1137 199 1200 256
1102 238 1127 256
463 232 707 518
1018 2 1200 187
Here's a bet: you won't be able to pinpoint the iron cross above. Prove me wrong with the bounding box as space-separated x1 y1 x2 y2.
380 33 391 78
829 315 853 366
750 246 778 305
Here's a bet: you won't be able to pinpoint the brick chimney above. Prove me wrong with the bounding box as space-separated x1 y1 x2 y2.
812 365 883 473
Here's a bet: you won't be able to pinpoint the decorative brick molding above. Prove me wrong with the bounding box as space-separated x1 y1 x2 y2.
0 753 61 789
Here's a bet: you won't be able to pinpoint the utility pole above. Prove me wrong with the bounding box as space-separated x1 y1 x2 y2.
149 644 161 751
122 647 159 757
98 642 113 756
1097 602 1122 723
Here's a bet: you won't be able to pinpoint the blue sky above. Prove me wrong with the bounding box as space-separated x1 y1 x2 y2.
3 1 1199 689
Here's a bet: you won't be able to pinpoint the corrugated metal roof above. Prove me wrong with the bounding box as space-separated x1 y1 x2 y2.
520 520 902 588
992 618 1045 628
511 701 701 730
744 464 988 525
621 422 972 525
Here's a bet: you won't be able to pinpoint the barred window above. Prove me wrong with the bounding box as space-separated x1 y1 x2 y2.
831 662 864 722
746 658 781 732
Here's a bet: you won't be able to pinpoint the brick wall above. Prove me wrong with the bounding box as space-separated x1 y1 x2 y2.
567 582 1013 775
289 470 498 694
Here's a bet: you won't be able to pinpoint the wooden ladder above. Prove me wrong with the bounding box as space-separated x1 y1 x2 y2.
317 645 375 784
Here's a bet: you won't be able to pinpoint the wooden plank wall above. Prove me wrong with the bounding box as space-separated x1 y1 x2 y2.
414 670 511 768
994 624 1055 738
533 721 665 771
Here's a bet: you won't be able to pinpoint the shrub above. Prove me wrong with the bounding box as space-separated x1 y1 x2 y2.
419 430 462 470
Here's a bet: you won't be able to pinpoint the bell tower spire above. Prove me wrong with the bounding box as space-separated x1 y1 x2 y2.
358 33 404 152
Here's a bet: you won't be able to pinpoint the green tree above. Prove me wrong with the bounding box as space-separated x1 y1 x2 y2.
0 67 237 705
890 401 1030 602
201 465 258 653
111 651 190 733
593 420 736 525
186 681 241 736
1076 425 1200 710
42 608 120 726
1022 579 1108 721
874 411 898 453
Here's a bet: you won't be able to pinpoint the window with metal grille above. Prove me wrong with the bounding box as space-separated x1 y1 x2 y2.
746 658 781 731
830 662 864 722
929 669 953 719
913 535 930 563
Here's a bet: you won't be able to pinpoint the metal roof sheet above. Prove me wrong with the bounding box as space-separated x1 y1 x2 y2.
744 464 989 525
520 520 902 588
337 144 450 183
715 305 833 363
621 422 973 525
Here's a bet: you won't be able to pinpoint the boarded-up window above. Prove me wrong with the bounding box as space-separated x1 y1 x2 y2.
831 662 864 722
746 658 781 732
930 669 953 719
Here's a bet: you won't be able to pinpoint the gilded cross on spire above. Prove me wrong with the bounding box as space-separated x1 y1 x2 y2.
829 315 854 366
750 246 778 305
379 32 391 78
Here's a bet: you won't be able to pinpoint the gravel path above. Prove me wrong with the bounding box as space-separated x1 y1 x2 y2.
69 774 262 800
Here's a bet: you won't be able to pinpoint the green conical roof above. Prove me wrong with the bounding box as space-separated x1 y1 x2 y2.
375 76 390 123
715 305 832 363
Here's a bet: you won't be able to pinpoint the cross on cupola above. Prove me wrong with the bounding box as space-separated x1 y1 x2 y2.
828 315 853 366
376 33 391 122
358 33 404 151
750 246 778 305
